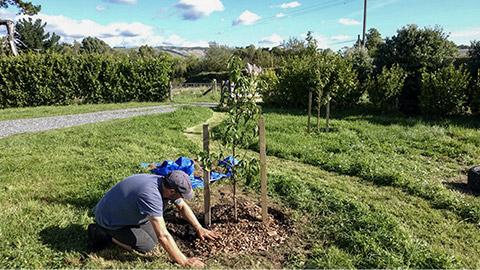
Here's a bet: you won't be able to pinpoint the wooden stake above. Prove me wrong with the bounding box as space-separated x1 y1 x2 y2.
203 124 211 227
169 82 173 102
316 90 323 132
307 92 312 134
259 117 268 223
326 99 331 133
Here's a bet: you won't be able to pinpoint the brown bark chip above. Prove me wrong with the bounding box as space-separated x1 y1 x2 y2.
165 192 291 257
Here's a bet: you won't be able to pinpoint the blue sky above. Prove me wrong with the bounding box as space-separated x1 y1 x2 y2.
1 0 479 51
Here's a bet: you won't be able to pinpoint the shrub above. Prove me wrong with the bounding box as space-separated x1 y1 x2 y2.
367 64 407 112
375 25 458 114
329 54 360 106
258 68 279 105
273 54 316 108
467 41 480 114
343 46 373 86
0 52 171 108
420 65 470 116
469 70 480 115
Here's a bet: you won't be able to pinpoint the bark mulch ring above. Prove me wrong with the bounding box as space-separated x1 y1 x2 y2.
164 188 293 258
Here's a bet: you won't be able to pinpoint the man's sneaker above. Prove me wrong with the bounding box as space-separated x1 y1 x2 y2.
87 223 109 251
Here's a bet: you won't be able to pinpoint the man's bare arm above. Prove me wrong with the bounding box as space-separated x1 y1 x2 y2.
175 200 218 241
147 215 205 267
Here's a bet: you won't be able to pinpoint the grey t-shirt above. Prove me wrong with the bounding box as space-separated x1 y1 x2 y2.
94 174 181 230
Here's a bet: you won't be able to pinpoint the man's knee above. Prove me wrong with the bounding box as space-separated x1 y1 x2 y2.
134 239 156 254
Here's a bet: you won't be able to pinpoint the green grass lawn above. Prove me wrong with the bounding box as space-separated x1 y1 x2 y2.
253 106 480 268
0 106 212 268
170 86 221 104
1 103 480 268
0 86 220 121
0 102 168 121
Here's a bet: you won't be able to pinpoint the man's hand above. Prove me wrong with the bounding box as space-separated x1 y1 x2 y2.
184 257 206 268
197 227 219 241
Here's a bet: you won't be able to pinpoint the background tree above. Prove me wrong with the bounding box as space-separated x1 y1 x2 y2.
0 0 40 15
0 36 11 55
14 17 60 52
0 1 40 56
420 65 470 116
170 56 187 84
467 41 480 78
467 41 480 114
280 36 307 59
138 44 156 58
365 28 383 57
375 24 458 114
202 42 232 72
80 36 112 54
329 53 359 107
343 46 373 87
367 64 407 113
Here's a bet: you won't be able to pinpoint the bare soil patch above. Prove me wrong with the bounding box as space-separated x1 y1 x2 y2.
164 186 293 260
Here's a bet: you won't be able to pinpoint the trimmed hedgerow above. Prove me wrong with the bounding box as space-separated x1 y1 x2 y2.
0 52 172 108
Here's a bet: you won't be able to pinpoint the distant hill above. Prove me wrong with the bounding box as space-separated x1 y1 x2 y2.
113 45 207 59
155 46 207 59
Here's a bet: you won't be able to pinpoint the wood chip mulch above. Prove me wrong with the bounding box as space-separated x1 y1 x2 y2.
166 199 291 256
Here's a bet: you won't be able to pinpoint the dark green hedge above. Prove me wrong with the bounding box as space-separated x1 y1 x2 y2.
0 53 172 108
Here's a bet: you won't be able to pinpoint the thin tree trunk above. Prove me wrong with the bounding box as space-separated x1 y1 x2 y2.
316 89 323 132
307 92 312 133
232 143 237 222
0 20 19 56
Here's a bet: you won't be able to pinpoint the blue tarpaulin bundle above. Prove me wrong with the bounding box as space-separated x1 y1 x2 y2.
141 156 239 188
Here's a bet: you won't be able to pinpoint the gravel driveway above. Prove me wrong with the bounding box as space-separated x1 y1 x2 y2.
0 103 216 139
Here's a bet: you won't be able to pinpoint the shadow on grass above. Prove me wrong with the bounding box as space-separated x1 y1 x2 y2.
40 224 155 263
443 181 480 197
40 224 89 253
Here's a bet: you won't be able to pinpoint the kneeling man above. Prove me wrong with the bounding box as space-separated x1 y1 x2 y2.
88 170 217 268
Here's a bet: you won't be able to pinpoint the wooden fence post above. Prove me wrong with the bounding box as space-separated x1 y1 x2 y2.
169 82 173 102
307 92 312 134
212 79 217 94
259 117 268 222
203 124 211 227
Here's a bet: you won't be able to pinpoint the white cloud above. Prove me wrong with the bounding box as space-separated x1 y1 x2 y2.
96 5 108 12
331 35 350 41
103 0 137 4
339 18 360 26
272 1 301 9
10 13 206 48
451 28 480 38
232 10 261 26
280 1 301 9
258 33 284 47
174 0 224 20
275 13 285 18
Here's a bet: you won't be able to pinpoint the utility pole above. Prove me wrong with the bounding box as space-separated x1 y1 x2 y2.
362 0 367 47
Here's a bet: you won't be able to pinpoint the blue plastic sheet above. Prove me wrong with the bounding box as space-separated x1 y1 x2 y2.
141 156 239 189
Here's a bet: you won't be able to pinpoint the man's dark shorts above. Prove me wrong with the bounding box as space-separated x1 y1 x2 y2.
102 221 158 254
